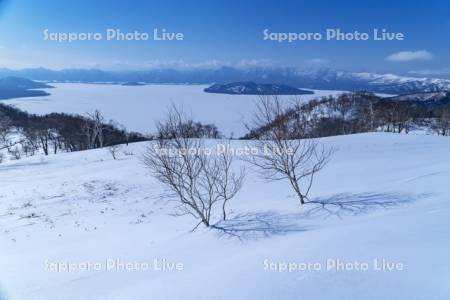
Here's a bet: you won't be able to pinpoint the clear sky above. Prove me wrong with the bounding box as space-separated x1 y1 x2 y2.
0 0 449 76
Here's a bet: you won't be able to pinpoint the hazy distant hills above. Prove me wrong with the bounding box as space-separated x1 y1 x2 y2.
1 67 450 94
204 82 314 95
121 81 146 86
0 76 52 100
386 91 450 106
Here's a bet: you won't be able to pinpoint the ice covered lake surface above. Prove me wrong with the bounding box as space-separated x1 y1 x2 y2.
2 83 345 137
0 132 449 300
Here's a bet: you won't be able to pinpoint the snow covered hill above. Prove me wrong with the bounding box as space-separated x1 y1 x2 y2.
386 91 450 104
204 82 314 95
0 133 449 300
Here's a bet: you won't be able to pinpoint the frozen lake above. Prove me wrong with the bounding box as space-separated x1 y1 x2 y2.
2 83 344 137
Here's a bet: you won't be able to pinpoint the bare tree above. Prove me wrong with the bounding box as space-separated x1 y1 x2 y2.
215 150 245 220
8 146 21 160
108 144 121 160
0 112 12 149
82 118 96 149
0 114 24 152
246 96 334 205
21 139 37 157
114 122 131 146
387 102 401 133
142 107 245 229
354 93 378 132
434 107 450 136
84 110 107 149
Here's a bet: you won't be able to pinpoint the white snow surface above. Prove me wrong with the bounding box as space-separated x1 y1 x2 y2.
0 132 449 299
1 84 343 137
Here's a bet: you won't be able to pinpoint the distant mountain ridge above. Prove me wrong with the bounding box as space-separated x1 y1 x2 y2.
204 82 314 95
0 76 52 89
1 67 450 94
386 91 450 105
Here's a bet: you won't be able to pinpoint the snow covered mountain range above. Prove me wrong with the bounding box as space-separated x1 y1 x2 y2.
386 91 450 104
287 69 450 94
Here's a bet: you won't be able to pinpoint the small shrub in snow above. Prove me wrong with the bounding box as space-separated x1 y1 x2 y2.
108 144 121 160
122 149 134 156
9 147 21 160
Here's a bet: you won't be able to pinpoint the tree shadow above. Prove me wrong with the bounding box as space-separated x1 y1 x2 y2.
212 211 310 241
212 192 429 241
304 192 430 219
0 160 48 171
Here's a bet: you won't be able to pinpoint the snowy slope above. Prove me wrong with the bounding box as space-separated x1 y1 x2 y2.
0 133 449 299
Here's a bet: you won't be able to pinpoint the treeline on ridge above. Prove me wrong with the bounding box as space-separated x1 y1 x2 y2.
0 103 146 155
244 92 450 139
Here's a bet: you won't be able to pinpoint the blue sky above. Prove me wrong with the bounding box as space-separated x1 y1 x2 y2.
0 0 449 76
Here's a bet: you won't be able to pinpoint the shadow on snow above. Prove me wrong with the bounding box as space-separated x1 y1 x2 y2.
212 192 430 241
